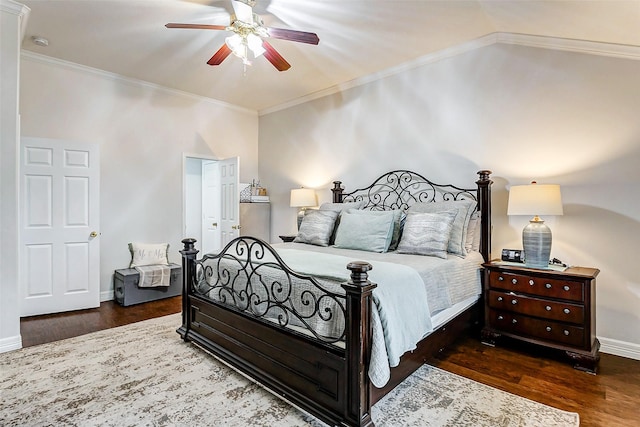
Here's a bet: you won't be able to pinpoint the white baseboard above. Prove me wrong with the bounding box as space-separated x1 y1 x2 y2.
100 290 114 302
599 336 640 361
0 335 22 353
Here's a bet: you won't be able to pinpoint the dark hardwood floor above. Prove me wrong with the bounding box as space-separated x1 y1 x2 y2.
20 297 640 426
20 296 181 347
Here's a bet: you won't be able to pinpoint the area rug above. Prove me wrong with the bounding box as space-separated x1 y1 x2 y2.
0 314 579 427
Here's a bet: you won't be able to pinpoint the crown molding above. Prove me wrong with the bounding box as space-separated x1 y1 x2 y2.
496 32 640 61
1 0 30 39
20 50 257 116
259 32 640 116
0 0 29 16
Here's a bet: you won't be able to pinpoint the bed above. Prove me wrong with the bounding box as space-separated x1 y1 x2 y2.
178 169 493 427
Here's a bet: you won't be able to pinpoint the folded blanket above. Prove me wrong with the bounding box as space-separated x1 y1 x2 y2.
135 265 171 287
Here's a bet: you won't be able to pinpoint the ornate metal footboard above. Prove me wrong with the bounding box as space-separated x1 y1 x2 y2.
191 237 348 344
178 237 377 427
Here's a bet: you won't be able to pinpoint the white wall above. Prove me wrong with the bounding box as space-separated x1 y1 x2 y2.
258 43 640 356
19 54 259 301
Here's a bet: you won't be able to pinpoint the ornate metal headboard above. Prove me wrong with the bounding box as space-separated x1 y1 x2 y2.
331 169 493 261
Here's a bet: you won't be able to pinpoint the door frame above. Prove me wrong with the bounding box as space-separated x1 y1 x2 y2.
182 153 220 251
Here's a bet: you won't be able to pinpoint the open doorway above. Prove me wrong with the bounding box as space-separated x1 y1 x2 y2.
183 155 240 255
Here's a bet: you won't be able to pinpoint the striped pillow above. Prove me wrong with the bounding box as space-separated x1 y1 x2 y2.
396 211 457 258
408 200 476 257
294 210 339 247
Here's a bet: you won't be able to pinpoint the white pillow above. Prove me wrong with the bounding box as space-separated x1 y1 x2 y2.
129 242 170 267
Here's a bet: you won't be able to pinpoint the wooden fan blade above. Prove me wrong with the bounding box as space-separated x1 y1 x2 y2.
207 44 232 66
267 27 319 45
165 23 227 30
262 41 291 71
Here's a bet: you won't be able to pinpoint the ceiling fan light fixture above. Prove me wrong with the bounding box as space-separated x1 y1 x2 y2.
225 34 248 62
166 0 318 71
247 33 265 57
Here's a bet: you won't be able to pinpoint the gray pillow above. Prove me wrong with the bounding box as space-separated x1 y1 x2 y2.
346 208 404 251
319 201 365 244
319 200 365 212
465 211 480 253
408 200 476 257
333 210 395 253
294 209 339 247
396 211 457 259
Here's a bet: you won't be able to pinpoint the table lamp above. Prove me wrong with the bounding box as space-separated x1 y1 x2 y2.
507 182 563 269
290 188 317 230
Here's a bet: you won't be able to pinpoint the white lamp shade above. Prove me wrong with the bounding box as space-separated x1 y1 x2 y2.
507 183 563 216
290 188 317 208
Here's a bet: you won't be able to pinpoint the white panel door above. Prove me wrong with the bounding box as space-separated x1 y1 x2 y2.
201 160 221 254
20 137 100 316
219 157 240 247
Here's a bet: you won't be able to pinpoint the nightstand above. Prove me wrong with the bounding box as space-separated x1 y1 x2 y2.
279 235 296 243
481 261 600 373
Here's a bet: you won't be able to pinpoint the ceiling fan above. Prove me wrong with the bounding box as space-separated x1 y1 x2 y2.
166 0 319 71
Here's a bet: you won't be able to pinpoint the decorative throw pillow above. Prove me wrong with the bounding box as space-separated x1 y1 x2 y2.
345 208 404 251
333 210 396 252
408 199 476 257
129 242 170 267
294 209 339 247
396 211 457 259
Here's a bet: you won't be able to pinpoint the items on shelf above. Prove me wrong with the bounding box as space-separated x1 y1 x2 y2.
241 179 270 203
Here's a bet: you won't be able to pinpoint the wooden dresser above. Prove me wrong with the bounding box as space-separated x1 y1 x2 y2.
481 261 600 373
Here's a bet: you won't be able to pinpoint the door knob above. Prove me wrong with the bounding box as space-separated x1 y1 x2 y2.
90 231 98 238
212 222 217 228
232 225 241 230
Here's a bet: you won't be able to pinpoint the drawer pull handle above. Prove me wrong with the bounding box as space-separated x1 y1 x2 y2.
564 308 570 314
545 305 552 311
512 278 518 284
511 299 518 305
529 280 534 286
512 319 518 324
497 296 503 302
545 283 552 289
498 315 504 321
546 326 552 332
564 330 570 336
563 285 570 291
498 276 504 281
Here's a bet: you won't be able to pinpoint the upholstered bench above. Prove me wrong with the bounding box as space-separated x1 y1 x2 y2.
114 263 182 306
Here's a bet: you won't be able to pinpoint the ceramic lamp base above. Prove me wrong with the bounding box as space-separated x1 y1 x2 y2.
522 219 552 269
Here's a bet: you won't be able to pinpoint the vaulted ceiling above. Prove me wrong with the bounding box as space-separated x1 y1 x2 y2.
19 0 640 112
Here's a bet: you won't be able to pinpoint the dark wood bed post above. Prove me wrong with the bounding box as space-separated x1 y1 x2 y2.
476 170 493 262
177 238 199 340
342 261 377 427
332 181 344 203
